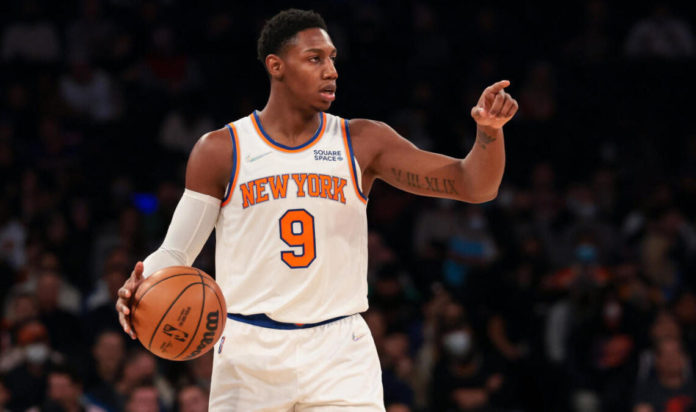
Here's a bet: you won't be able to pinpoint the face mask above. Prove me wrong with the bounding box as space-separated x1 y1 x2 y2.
25 343 50 364
443 330 472 358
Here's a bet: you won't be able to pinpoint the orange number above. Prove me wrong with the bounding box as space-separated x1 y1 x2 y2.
279 209 316 268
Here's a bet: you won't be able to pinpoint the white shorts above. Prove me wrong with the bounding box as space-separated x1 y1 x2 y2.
209 314 385 411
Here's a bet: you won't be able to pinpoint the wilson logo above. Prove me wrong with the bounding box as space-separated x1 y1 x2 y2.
186 311 219 359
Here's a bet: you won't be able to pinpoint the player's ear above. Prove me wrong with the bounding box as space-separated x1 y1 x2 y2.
266 54 283 79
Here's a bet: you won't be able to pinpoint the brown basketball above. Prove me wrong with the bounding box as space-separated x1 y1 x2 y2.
131 266 226 361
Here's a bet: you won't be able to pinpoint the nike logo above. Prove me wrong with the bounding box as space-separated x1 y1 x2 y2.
352 332 366 341
246 151 272 162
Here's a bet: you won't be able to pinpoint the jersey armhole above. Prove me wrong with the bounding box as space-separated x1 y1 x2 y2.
340 118 368 203
221 123 240 207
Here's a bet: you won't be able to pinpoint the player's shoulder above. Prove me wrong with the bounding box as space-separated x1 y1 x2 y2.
193 127 233 154
347 118 391 137
346 118 400 149
189 127 234 167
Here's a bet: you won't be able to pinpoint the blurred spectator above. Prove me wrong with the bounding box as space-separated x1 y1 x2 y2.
625 3 695 58
442 206 497 292
0 292 39 372
32 365 106 412
3 320 63 411
381 332 415 408
564 0 615 62
430 322 507 411
124 381 160 412
158 91 214 155
85 330 125 412
176 383 208 412
35 270 83 356
83 259 129 344
141 26 201 94
487 262 545 411
672 291 696 361
633 338 695 412
641 209 696 296
370 264 419 331
1 1 61 63
65 0 116 63
518 61 557 122
568 287 640 411
117 349 174 411
0 198 26 271
60 57 120 122
3 251 82 317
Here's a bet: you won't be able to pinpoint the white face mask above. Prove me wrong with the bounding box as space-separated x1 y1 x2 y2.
443 330 472 358
25 343 50 364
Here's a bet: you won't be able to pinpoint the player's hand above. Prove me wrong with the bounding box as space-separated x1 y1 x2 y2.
116 261 144 340
471 80 518 129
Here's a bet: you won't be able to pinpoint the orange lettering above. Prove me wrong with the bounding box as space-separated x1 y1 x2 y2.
291 173 307 197
240 182 255 208
320 175 332 199
307 174 320 197
269 174 289 199
333 177 347 204
255 177 269 203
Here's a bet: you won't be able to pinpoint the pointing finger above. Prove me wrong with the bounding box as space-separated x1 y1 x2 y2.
486 80 511 95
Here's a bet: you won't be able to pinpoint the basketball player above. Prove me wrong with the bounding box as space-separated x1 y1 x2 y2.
116 9 517 411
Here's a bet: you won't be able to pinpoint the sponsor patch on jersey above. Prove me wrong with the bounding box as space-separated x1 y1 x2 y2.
313 149 343 161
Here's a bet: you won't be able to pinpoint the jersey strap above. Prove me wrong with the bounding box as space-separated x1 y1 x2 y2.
227 313 349 329
340 118 368 203
221 122 240 207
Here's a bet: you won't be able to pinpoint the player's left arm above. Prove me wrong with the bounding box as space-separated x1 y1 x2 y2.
352 80 517 203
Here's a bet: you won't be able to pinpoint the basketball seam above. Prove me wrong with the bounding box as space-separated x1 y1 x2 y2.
134 273 200 310
173 269 206 359
147 281 205 351
132 273 199 337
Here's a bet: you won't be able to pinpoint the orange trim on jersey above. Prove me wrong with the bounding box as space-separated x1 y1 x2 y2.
340 118 368 204
249 112 326 153
221 122 240 207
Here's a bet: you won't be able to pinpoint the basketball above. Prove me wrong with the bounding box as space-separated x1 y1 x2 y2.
131 266 226 361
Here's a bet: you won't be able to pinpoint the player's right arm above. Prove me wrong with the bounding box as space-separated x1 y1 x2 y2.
116 128 233 339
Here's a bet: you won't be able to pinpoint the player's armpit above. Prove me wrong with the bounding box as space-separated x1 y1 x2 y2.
350 119 503 203
185 128 235 200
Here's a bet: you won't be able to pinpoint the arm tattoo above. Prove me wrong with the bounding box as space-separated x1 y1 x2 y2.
391 168 458 195
476 129 497 150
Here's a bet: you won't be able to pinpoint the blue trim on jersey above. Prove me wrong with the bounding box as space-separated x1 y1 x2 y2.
227 313 348 330
221 124 238 203
344 119 368 201
253 110 324 151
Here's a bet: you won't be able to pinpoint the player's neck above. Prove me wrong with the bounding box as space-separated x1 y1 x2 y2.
258 91 321 147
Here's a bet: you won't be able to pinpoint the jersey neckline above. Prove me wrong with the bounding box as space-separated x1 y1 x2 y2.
250 110 326 153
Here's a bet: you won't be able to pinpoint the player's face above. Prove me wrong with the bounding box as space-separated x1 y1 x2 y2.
281 28 338 111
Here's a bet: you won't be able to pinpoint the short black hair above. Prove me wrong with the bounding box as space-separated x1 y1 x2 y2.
257 9 328 64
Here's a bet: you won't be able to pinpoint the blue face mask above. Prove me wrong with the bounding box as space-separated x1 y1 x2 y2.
576 244 598 263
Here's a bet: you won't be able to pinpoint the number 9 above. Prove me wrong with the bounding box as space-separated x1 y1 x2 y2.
279 209 316 268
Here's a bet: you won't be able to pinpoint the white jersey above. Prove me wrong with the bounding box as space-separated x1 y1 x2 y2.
214 111 369 323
